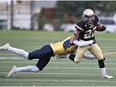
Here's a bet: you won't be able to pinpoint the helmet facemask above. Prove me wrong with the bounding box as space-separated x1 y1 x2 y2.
83 9 95 25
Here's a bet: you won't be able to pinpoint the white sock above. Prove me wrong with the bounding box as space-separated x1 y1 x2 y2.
100 67 107 76
83 53 96 60
16 66 40 73
7 46 29 59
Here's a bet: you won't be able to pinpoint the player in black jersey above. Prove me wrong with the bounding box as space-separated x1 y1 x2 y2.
65 8 113 79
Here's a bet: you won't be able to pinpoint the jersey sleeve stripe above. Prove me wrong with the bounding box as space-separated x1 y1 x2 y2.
75 25 84 31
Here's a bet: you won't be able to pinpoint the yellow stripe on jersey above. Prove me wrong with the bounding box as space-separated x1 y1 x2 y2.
50 36 77 55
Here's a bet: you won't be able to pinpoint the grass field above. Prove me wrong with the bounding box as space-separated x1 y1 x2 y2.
0 30 116 86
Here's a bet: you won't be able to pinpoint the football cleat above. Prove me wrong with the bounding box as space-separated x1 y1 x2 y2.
7 65 17 78
0 43 10 51
102 74 113 79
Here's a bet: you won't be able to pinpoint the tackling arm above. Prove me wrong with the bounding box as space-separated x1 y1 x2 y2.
73 40 93 46
69 31 80 44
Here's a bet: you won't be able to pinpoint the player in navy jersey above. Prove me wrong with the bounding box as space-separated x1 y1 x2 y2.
0 36 94 77
65 8 113 79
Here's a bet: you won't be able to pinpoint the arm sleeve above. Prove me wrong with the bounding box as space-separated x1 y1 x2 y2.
73 40 93 46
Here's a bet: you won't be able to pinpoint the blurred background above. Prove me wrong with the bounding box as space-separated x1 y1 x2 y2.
0 1 116 86
0 0 116 33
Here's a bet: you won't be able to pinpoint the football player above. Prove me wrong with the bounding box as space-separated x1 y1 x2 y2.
0 36 94 78
65 8 113 79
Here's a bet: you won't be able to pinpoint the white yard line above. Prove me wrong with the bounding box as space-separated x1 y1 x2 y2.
0 72 100 75
1 72 116 76
0 56 116 60
0 57 22 60
0 67 106 70
1 79 116 83
0 86 115 87
0 61 116 66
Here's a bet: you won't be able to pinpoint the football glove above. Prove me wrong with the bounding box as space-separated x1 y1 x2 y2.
64 43 73 50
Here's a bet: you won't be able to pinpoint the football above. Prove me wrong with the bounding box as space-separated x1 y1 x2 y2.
96 23 103 31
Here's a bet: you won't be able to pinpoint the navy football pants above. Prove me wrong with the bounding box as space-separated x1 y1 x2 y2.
28 45 54 71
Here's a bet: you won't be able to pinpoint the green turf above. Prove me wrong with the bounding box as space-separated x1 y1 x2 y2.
0 30 116 86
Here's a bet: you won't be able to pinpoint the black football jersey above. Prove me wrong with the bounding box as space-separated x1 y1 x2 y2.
75 15 99 41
